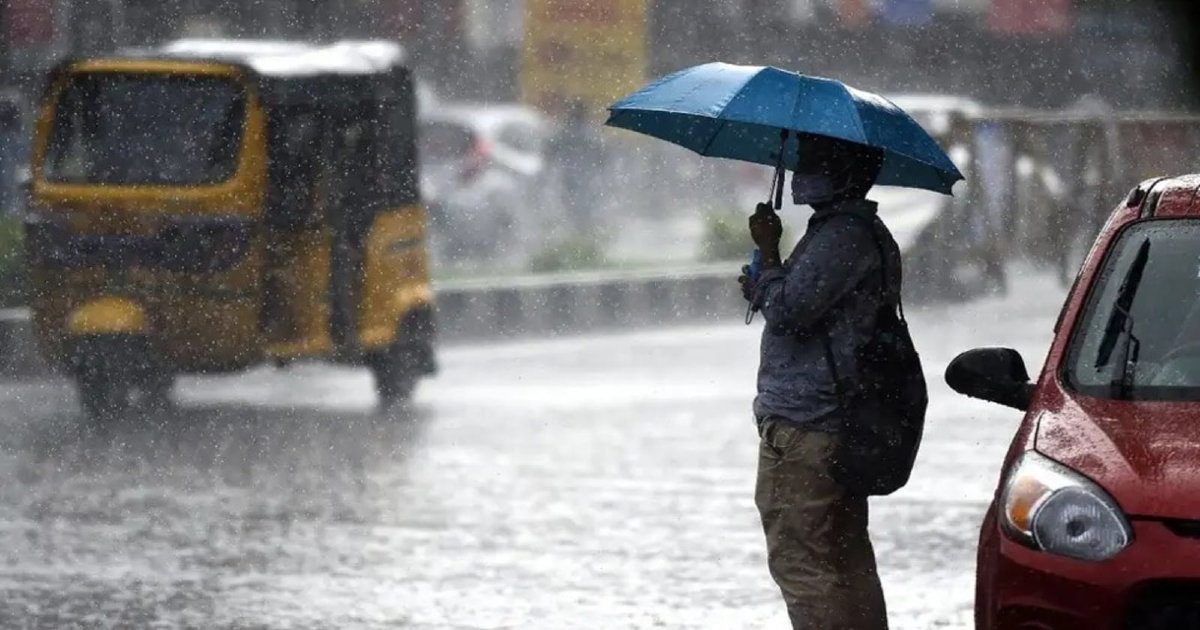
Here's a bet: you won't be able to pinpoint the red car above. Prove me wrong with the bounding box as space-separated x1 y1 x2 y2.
947 173 1200 629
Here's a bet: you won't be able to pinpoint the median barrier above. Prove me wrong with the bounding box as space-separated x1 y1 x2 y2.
0 263 748 379
0 229 975 380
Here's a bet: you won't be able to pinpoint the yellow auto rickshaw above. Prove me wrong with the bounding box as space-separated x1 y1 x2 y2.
24 39 437 417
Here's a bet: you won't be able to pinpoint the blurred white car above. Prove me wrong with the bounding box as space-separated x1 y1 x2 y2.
414 78 437 116
884 93 984 138
418 103 551 265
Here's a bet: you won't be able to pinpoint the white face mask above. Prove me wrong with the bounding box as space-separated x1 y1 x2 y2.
791 173 835 205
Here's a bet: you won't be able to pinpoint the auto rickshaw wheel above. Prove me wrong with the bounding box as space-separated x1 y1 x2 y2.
368 344 419 406
77 373 132 420
135 373 176 412
368 311 436 407
69 335 165 420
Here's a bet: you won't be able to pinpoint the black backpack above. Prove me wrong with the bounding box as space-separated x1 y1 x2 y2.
818 213 928 496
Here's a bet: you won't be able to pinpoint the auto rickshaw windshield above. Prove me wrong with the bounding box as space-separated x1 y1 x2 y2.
42 73 246 186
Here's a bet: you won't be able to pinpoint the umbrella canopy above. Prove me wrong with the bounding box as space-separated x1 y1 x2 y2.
605 62 965 195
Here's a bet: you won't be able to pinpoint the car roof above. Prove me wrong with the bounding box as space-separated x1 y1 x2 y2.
420 103 548 131
880 93 983 135
1140 174 1200 218
882 93 984 116
118 38 408 77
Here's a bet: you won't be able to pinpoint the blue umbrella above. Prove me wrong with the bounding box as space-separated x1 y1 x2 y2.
605 62 965 196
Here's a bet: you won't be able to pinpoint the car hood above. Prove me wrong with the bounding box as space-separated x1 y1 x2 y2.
1036 396 1200 520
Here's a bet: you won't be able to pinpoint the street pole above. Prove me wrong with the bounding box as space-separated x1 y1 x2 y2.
0 0 12 85
109 0 127 52
61 0 77 57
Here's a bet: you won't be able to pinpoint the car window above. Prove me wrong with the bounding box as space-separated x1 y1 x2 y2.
418 121 475 163
496 121 543 154
1063 220 1200 400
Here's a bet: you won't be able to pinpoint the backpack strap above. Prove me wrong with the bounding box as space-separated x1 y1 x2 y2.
820 319 846 402
816 211 902 410
836 212 904 318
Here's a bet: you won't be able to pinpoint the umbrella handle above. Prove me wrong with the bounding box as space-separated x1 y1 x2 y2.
768 128 788 210
750 130 787 325
773 166 784 210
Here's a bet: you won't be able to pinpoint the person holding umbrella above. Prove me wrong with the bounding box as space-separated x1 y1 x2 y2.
739 135 894 629
606 63 960 629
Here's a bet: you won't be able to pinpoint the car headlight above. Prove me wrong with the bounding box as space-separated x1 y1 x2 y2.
1000 450 1132 562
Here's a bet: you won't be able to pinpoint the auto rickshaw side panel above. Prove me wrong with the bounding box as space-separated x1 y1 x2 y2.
262 226 335 360
358 204 433 351
358 67 435 354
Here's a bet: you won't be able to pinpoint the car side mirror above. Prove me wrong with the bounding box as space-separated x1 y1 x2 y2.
945 347 1035 412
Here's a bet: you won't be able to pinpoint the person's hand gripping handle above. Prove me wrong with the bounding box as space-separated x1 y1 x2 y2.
742 203 783 322
749 202 783 268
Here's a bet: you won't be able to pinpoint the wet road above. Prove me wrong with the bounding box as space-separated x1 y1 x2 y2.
0 272 1065 629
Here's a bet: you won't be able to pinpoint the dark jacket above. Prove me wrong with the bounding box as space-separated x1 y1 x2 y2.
750 198 900 429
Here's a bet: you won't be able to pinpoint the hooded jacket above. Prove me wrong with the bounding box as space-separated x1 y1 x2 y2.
750 198 901 429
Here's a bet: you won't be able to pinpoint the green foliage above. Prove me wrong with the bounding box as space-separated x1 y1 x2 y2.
699 210 795 262
0 215 24 307
698 211 750 262
528 236 609 273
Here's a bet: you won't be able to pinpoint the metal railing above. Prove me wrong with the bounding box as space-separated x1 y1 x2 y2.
904 107 1200 291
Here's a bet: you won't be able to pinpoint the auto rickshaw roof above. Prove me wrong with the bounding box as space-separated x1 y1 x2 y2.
120 38 409 78
98 38 413 107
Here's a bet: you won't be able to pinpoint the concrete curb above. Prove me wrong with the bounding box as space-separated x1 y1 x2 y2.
433 269 744 342
0 233 974 380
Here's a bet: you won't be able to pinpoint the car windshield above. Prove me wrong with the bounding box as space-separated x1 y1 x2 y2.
43 73 246 186
1065 220 1200 400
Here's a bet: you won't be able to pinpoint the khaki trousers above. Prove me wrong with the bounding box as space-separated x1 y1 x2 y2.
755 418 888 630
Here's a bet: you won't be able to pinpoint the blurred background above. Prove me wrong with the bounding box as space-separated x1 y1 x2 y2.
3 0 1193 106
2 0 1199 294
